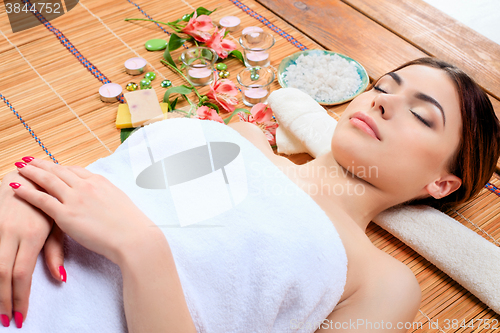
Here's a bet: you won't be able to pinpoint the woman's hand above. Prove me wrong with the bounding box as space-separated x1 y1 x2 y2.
0 167 65 328
8 157 160 267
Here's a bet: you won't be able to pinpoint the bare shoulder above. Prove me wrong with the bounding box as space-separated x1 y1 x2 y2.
227 121 294 167
318 250 421 332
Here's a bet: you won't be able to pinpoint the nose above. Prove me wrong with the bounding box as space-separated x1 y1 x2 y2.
371 99 385 115
370 93 399 119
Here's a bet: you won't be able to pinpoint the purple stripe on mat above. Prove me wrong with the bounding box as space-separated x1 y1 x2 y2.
0 94 59 164
20 0 125 103
126 0 189 49
228 0 308 51
486 182 500 197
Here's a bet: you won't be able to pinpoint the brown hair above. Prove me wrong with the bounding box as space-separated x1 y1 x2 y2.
376 58 500 210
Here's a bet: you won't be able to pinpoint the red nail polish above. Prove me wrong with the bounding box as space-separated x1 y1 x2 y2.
15 162 27 168
22 156 34 163
1 314 9 327
14 311 22 328
9 182 21 189
59 266 67 283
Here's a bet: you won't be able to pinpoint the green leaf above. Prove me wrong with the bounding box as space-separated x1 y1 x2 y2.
203 102 219 113
228 50 244 64
163 85 193 104
224 108 248 125
171 97 179 110
163 48 176 68
163 34 187 68
195 7 217 16
120 128 135 143
169 33 187 51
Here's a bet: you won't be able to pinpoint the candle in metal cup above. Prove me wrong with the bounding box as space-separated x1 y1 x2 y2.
99 83 122 103
245 50 270 67
243 86 269 105
124 57 147 75
219 16 241 32
187 65 213 85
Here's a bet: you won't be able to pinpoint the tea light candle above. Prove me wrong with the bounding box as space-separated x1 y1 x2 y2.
246 50 270 67
242 26 264 44
219 16 241 32
99 83 123 103
125 57 147 75
243 86 269 105
187 65 213 85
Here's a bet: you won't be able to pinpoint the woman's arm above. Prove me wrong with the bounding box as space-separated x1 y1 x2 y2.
9 158 196 331
316 260 421 333
117 229 196 333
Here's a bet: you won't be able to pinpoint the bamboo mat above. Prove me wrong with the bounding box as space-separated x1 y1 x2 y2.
0 0 499 331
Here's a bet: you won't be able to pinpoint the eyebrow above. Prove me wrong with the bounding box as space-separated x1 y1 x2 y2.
386 72 446 126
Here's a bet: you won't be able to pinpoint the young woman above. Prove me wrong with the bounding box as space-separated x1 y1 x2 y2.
0 57 499 332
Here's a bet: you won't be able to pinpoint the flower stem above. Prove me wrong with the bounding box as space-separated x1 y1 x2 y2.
124 18 169 25
160 59 204 100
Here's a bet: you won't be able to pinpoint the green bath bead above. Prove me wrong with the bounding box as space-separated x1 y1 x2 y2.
145 72 156 81
250 73 260 81
161 79 172 88
218 70 229 79
182 14 192 22
126 82 138 91
216 63 227 71
140 79 152 89
145 39 168 51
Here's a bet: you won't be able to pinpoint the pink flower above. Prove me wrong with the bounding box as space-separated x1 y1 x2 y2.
204 27 237 59
250 103 273 123
195 105 224 123
206 74 239 113
181 12 213 43
238 103 278 145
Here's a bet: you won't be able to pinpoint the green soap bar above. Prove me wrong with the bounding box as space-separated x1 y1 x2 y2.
145 39 168 51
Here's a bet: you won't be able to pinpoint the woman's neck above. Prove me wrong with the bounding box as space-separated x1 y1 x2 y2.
294 152 396 233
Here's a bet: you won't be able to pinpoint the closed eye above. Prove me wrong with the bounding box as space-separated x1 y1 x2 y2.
410 110 432 128
373 85 387 93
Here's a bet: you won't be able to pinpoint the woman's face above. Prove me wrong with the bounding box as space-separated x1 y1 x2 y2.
332 64 462 200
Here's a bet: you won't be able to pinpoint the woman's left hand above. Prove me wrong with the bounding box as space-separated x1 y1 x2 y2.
9 158 159 265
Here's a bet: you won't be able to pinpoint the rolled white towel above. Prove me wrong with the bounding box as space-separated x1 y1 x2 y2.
268 88 337 158
374 206 500 314
268 87 500 315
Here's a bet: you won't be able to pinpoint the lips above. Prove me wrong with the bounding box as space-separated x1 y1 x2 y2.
349 112 381 140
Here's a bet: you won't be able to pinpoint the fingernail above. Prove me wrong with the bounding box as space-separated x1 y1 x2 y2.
13 311 22 328
9 182 21 189
1 314 9 327
22 156 34 163
59 266 67 283
15 162 27 169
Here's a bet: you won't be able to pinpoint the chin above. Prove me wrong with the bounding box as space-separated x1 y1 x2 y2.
331 138 378 180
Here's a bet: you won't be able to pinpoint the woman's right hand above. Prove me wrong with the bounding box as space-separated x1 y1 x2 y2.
0 167 65 328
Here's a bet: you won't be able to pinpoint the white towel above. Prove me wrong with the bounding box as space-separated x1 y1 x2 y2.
9 118 348 332
374 206 500 315
268 87 500 315
268 88 337 158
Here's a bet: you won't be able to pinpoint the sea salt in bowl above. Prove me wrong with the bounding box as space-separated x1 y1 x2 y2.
278 50 369 105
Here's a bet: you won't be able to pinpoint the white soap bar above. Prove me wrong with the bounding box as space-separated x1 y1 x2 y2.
124 88 164 127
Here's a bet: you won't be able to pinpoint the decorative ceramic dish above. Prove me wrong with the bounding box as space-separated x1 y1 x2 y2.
277 50 369 105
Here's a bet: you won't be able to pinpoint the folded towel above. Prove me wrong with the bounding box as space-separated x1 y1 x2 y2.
374 206 500 314
268 87 500 315
11 118 348 332
268 88 337 158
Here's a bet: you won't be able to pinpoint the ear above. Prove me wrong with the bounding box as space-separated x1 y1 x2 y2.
424 174 462 199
